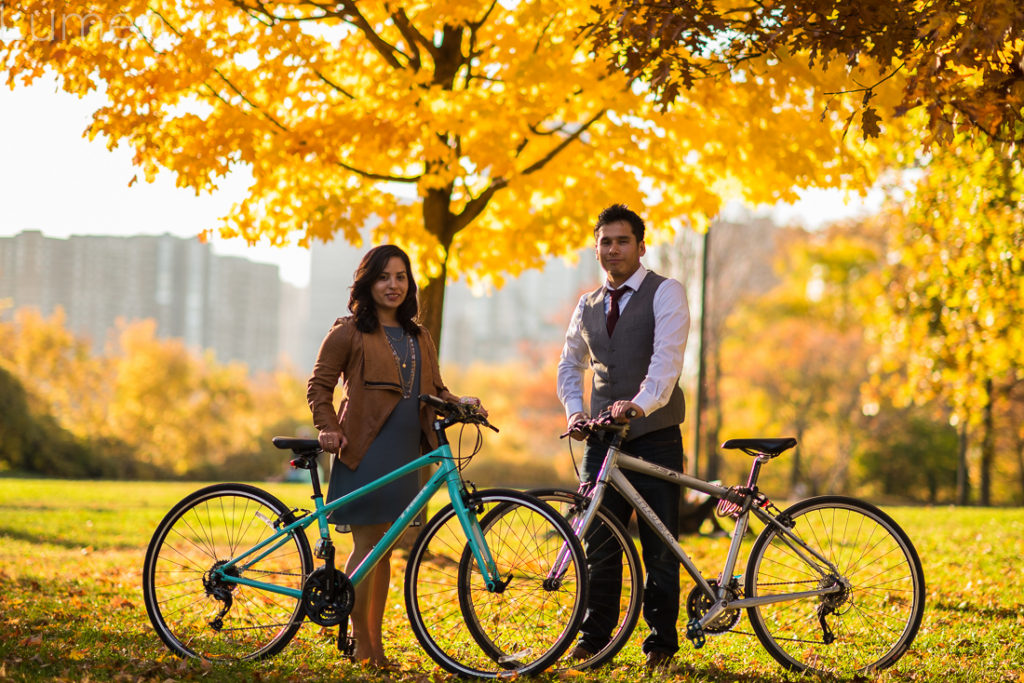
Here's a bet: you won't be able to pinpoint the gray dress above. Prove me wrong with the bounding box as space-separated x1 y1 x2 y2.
327 326 421 529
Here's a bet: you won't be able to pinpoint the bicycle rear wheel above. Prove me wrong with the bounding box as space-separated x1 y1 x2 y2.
528 487 642 670
143 483 313 661
404 489 587 678
745 495 925 675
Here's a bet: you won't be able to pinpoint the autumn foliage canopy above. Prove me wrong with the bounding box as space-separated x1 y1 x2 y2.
2 0 882 339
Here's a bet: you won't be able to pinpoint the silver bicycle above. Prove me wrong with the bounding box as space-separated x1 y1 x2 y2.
533 411 925 675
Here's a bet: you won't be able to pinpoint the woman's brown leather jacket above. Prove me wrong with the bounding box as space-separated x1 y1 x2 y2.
307 317 449 470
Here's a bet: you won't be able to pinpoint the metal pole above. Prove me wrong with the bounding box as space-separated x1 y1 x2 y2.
691 228 710 479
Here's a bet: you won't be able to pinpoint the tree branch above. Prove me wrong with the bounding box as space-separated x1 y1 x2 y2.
452 108 606 233
521 109 606 176
453 180 506 233
308 0 410 70
229 0 331 23
147 6 289 132
822 63 906 96
335 159 422 183
390 7 431 71
528 121 567 136
312 67 356 100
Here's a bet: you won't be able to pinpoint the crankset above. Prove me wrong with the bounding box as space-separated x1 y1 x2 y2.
302 567 355 627
686 578 742 634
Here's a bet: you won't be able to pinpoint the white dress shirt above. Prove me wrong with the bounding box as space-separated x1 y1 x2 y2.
557 264 690 420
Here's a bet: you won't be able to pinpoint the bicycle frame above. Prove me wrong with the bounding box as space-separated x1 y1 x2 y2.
561 442 844 630
211 442 502 599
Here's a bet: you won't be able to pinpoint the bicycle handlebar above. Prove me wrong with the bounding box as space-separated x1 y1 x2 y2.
559 407 638 439
420 394 499 433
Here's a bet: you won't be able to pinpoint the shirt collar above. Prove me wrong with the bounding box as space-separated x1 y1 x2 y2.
606 264 648 293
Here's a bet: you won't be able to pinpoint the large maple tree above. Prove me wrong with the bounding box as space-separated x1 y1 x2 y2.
2 1 875 343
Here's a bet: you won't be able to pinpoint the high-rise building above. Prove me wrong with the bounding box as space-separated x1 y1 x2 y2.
0 230 283 371
1 216 768 376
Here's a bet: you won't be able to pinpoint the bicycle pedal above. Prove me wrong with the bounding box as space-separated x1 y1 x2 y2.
338 635 356 657
337 614 355 656
686 618 706 649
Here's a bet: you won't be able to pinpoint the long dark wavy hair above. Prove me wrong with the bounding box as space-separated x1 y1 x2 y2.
348 245 421 336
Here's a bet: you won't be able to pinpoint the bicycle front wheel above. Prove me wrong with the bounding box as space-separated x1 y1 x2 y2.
404 489 588 678
745 495 925 675
142 484 313 661
528 487 642 670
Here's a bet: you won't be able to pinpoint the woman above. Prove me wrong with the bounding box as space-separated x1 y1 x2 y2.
307 244 481 668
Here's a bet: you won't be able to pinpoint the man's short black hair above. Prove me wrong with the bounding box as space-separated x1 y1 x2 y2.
595 204 645 243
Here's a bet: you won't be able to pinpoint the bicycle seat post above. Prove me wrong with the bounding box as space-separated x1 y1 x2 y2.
292 452 324 500
745 454 770 489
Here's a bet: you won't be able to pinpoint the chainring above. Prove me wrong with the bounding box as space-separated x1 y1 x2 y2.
686 578 742 634
301 567 355 627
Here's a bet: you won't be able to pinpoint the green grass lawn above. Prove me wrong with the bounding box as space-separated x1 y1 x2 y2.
0 478 1021 682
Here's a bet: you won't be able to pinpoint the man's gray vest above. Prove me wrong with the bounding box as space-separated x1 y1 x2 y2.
581 271 685 440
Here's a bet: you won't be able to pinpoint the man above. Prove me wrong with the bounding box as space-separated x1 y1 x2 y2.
557 203 689 670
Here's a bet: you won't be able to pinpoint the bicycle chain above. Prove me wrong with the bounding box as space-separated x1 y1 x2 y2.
246 568 306 578
211 621 301 632
725 578 840 645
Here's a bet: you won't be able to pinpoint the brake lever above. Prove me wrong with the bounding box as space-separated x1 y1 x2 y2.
462 407 499 433
468 409 499 433
560 418 591 439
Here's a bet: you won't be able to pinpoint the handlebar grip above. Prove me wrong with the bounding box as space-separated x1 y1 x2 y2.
419 394 447 409
421 394 497 431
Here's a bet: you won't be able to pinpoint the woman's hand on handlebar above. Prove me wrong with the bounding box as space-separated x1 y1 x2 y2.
441 391 488 417
424 393 497 431
318 428 348 454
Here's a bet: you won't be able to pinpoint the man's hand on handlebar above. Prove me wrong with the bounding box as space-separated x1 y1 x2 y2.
560 404 642 439
566 411 590 441
610 401 644 422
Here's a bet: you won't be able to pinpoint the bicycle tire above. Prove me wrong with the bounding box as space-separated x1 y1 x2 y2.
143 483 313 661
745 495 925 675
527 487 643 670
404 489 588 678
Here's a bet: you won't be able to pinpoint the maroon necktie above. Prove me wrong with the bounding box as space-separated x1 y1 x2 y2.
606 286 630 336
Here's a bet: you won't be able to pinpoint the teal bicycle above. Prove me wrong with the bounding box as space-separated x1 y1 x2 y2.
142 395 588 678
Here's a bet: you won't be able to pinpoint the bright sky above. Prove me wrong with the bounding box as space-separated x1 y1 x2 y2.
0 78 312 286
1 78 879 290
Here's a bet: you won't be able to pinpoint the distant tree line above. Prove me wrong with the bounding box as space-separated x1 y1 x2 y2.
673 205 1022 506
0 309 311 481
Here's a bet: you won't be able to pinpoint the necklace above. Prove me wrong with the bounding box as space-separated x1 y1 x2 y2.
384 326 416 398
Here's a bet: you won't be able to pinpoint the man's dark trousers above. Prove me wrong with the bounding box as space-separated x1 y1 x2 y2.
577 425 683 657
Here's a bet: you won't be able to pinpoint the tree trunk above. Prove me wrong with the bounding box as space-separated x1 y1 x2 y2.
418 187 456 353
790 424 804 495
956 422 970 505
1014 432 1024 505
418 268 448 352
980 379 995 506
403 193 455 548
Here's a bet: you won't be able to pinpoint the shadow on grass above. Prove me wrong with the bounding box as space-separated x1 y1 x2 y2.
931 598 1022 620
0 525 141 551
